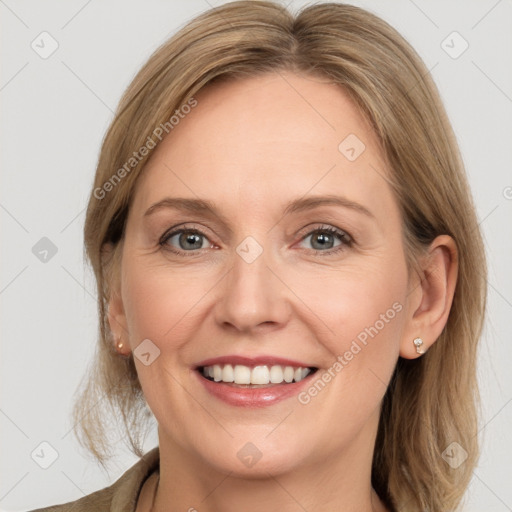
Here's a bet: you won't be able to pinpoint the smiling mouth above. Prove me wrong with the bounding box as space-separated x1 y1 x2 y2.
198 364 318 387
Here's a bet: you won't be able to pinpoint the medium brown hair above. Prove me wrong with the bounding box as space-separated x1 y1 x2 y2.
74 2 487 510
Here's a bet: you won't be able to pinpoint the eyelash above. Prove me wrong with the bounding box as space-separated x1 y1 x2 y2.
159 223 354 257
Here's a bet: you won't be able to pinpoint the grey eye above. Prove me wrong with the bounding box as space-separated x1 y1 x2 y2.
166 230 209 251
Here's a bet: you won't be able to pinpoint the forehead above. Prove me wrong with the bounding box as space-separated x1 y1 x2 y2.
131 71 394 222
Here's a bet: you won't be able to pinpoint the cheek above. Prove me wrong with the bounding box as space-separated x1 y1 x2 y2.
121 256 217 345
289 256 408 364
269 260 407 463
291 262 407 439
119 257 216 424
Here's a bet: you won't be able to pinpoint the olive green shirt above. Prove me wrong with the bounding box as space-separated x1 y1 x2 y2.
30 446 160 512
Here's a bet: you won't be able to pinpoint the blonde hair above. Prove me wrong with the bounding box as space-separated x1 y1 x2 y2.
75 2 487 510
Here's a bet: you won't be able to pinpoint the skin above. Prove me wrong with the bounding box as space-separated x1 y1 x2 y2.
108 71 458 512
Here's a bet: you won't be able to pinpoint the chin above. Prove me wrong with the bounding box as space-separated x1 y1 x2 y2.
193 427 312 478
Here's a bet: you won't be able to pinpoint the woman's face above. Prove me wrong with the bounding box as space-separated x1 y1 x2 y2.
114 72 416 476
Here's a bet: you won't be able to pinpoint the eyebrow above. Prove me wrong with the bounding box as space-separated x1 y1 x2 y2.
143 194 375 222
282 195 374 219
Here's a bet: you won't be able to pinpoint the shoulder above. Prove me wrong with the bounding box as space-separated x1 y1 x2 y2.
28 446 160 512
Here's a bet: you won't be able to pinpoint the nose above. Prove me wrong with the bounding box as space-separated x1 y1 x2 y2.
214 244 291 334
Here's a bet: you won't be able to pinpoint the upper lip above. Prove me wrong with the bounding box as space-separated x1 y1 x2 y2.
195 355 316 369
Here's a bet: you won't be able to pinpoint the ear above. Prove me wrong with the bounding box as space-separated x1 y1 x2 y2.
103 242 131 356
400 235 458 359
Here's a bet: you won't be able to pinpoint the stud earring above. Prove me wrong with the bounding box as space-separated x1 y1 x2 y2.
116 336 124 351
413 337 425 354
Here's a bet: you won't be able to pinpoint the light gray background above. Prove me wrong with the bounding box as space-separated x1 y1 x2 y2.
1 0 511 510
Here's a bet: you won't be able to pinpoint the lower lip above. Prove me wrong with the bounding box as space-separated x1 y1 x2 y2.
195 370 316 407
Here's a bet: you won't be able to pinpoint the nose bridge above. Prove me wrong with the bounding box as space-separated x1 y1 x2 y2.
214 236 289 331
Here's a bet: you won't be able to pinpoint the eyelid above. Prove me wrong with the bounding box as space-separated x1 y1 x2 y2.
296 223 353 241
160 222 214 239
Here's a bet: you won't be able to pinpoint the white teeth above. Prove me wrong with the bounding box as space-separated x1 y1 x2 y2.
251 366 270 385
201 364 312 385
269 365 284 383
233 365 251 384
283 366 294 383
213 365 222 382
222 364 234 383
